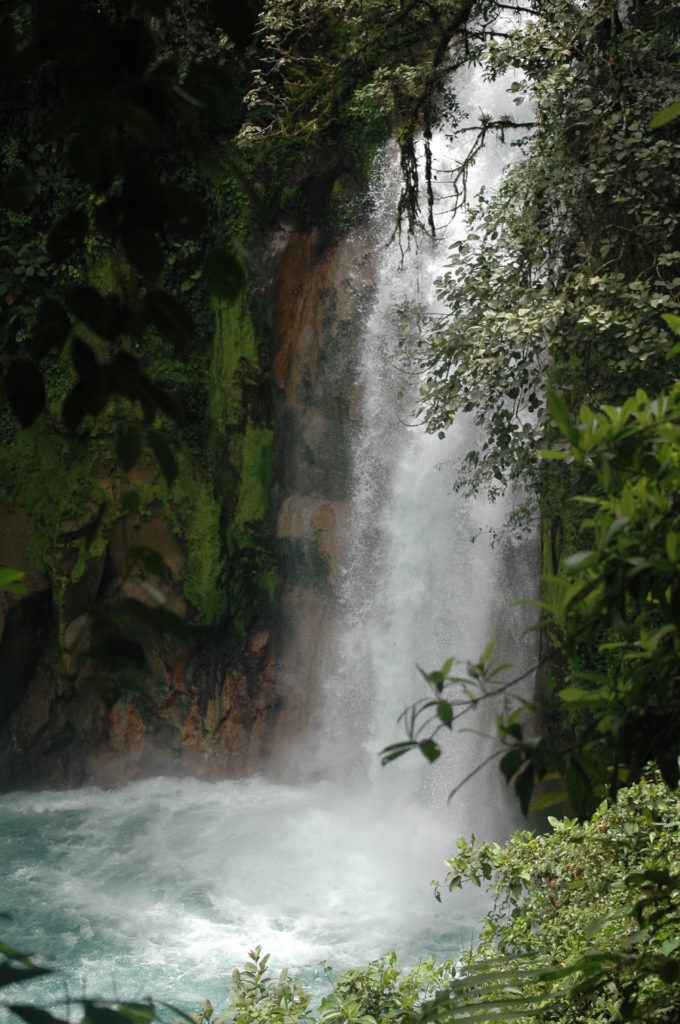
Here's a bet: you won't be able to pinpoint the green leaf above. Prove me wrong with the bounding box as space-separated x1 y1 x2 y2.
547 390 578 443
71 336 98 383
499 748 522 781
567 757 596 820
62 380 96 431
117 1004 157 1024
31 299 71 358
119 103 162 144
558 685 606 706
649 101 680 129
67 286 128 341
564 550 595 571
121 228 163 284
380 741 417 765
0 964 51 989
419 739 441 763
662 312 680 336
120 490 141 513
83 1002 135 1024
9 1007 69 1024
529 790 567 812
130 546 172 580
514 764 534 816
0 567 27 594
437 701 453 727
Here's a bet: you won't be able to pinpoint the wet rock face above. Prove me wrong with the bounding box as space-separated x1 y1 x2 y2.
0 496 281 788
0 220 371 789
268 224 375 761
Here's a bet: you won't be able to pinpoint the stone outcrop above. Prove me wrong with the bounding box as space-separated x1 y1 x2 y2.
0 491 281 787
0 217 373 789
268 223 375 762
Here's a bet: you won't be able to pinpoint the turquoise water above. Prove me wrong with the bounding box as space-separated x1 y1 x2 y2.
0 776 481 1021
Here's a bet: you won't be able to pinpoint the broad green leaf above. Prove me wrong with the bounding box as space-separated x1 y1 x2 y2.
419 739 441 763
0 964 51 989
514 764 534 816
547 390 578 442
0 567 27 595
10 1007 69 1024
437 701 453 727
130 546 172 580
499 748 522 781
117 1005 157 1024
83 1002 134 1024
649 101 680 129
529 790 567 811
380 741 417 765
663 311 680 334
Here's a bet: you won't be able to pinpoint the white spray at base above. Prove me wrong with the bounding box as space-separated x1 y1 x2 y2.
304 62 539 837
0 54 538 1019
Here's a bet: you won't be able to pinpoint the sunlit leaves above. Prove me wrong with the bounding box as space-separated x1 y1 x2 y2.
649 101 680 129
416 0 680 503
0 568 27 595
432 776 680 1023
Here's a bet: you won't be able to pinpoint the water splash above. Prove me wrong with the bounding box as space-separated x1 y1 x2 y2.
0 46 537 1020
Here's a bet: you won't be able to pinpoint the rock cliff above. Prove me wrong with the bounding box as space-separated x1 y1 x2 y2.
0 218 374 788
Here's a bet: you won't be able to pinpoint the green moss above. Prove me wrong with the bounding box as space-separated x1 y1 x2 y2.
209 293 259 433
234 422 274 529
0 426 110 570
222 419 278 632
171 449 227 626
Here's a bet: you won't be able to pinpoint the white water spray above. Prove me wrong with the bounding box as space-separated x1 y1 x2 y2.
0 50 538 1021
301 62 539 837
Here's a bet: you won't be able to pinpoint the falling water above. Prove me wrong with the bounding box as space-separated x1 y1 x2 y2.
0 48 538 1023
300 61 539 835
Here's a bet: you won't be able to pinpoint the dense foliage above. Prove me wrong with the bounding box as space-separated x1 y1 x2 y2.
3 2 680 1024
383 361 680 817
0 0 278 695
383 0 680 815
415 0 680 502
424 774 680 1023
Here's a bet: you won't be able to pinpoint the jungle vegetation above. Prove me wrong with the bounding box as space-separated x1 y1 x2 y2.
1 0 680 1023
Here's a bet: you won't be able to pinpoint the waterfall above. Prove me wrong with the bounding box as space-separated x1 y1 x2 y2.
289 63 539 839
0 47 539 1022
